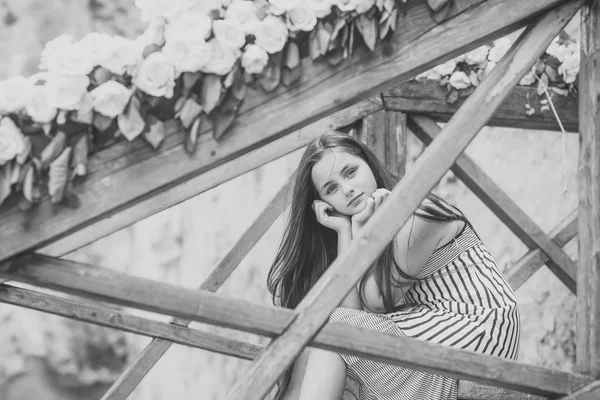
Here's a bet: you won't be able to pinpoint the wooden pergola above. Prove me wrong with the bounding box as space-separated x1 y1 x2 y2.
0 1 598 399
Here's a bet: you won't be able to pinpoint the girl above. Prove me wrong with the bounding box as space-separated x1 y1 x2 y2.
267 132 520 400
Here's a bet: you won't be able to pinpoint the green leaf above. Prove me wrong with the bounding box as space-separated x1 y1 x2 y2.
211 108 237 141
182 72 202 97
356 14 378 52
317 22 332 56
49 147 71 203
431 0 452 23
428 0 451 12
143 116 166 150
185 114 204 155
40 130 67 170
0 162 13 207
10 161 21 185
22 163 34 203
200 74 223 114
16 136 31 164
178 97 203 129
281 64 303 86
308 28 321 61
71 133 90 178
259 51 283 93
118 95 146 141
92 67 115 86
284 42 300 69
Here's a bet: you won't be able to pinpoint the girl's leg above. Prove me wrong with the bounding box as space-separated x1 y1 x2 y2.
299 348 347 400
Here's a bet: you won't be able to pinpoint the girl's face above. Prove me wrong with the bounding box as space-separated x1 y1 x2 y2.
311 149 377 216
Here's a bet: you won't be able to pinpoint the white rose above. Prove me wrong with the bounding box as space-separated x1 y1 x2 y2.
201 38 237 76
163 38 213 73
138 17 167 48
77 32 116 67
0 76 33 114
242 44 269 74
449 71 471 89
213 19 247 49
559 52 580 84
484 61 496 76
90 81 132 118
488 37 512 63
165 11 212 43
334 0 356 12
25 85 58 123
254 16 288 54
0 117 27 165
286 3 317 32
225 1 259 34
46 75 91 110
355 0 376 14
133 52 176 98
519 71 536 86
269 0 300 15
464 45 489 65
46 40 95 77
306 0 332 18
39 35 73 70
433 59 456 76
101 37 143 76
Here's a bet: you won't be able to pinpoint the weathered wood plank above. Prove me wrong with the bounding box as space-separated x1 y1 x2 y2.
409 116 578 293
555 381 600 400
506 210 577 291
576 0 600 377
37 100 379 258
0 0 573 263
0 255 592 397
223 3 584 399
458 381 547 399
383 80 579 133
101 172 294 400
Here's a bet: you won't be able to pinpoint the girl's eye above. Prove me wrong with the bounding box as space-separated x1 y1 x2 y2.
325 185 337 195
346 168 357 177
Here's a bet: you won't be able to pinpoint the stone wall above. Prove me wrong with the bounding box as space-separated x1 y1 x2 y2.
0 1 580 399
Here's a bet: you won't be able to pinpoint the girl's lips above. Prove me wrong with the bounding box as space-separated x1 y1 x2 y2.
348 193 363 207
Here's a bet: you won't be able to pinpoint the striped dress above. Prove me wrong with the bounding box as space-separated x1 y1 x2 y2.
330 222 521 400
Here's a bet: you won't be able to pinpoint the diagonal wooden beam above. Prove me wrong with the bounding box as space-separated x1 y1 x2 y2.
408 116 578 293
0 256 592 397
506 210 577 290
103 175 293 400
555 381 600 399
576 0 600 378
458 380 547 400
383 80 580 133
0 0 574 263
222 3 585 399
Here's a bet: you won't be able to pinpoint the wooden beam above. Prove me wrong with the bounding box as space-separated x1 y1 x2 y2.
383 80 579 133
0 255 592 397
37 101 378 258
555 381 600 400
0 0 573 263
576 0 600 377
409 116 578 293
222 4 584 399
458 381 547 400
506 210 577 291
101 171 294 400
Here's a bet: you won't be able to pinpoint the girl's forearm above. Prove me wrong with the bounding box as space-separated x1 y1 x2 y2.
337 229 362 309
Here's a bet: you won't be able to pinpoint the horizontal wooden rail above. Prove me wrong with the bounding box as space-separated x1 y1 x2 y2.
383 81 579 133
0 254 592 397
555 381 600 399
506 210 577 290
408 116 578 293
458 381 547 400
0 0 573 263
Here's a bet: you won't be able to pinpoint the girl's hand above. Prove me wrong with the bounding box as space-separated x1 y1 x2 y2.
312 200 351 234
351 188 391 236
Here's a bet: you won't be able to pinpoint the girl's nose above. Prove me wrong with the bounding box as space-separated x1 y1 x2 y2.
343 186 355 197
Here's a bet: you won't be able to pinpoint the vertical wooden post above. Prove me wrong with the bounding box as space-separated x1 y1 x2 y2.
357 110 408 179
577 0 600 378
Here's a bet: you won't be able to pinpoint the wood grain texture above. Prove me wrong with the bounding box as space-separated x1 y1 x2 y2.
0 0 572 263
506 210 577 291
458 380 546 399
576 0 600 377
222 3 584 399
409 116 578 293
555 381 600 400
0 255 592 397
383 80 579 133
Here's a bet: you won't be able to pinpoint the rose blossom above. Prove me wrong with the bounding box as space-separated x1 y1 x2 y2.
488 37 512 63
201 38 237 76
334 0 356 12
0 117 27 165
165 11 212 43
433 59 456 76
559 52 580 84
77 32 116 67
133 51 176 98
0 76 33 114
355 0 376 14
241 44 269 74
162 38 213 73
286 2 317 32
306 0 332 18
254 16 288 54
45 74 90 110
213 19 246 49
90 81 133 118
138 16 167 48
101 36 144 76
25 85 58 123
464 45 489 65
225 1 259 34
45 39 95 77
269 0 300 16
39 35 73 70
449 71 471 90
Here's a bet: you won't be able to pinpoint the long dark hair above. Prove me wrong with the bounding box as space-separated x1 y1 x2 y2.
266 131 465 399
